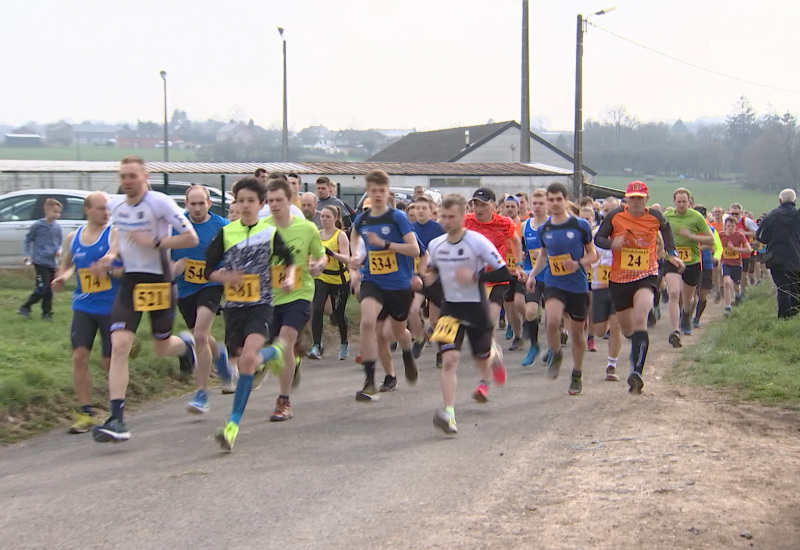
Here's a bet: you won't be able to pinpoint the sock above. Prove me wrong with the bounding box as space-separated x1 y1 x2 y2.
110 399 124 422
445 406 455 420
630 331 649 374
278 394 290 401
571 370 582 378
608 356 618 368
525 320 539 343
363 360 376 385
695 299 707 320
229 374 254 425
81 404 93 415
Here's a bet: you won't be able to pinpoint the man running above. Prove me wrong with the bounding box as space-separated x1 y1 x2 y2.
171 186 232 411
501 195 526 350
409 195 444 359
729 202 759 300
527 183 597 395
594 181 682 393
519 189 549 366
315 176 354 230
91 156 199 442
426 194 512 435
663 188 713 347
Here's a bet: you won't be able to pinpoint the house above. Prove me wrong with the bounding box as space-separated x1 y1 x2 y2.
116 128 161 149
216 121 272 145
73 123 118 146
45 121 74 146
368 120 596 184
5 126 44 147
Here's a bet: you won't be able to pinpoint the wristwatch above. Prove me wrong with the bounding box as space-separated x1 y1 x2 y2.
153 237 162 248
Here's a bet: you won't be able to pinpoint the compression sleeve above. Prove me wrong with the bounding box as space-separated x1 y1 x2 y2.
272 231 294 267
653 209 677 256
479 265 513 285
203 228 225 279
593 208 620 249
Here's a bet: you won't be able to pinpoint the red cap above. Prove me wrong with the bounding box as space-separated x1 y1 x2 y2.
625 181 649 197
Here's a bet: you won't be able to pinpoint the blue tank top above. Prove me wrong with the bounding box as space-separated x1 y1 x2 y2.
172 213 228 298
701 226 715 269
355 208 415 290
70 226 120 315
522 218 548 282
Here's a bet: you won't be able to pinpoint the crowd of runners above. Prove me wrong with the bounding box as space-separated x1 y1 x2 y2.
19 156 775 450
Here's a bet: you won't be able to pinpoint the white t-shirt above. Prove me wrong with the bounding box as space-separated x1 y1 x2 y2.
427 229 506 303
109 191 192 275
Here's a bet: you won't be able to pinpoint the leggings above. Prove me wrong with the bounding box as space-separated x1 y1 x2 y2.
311 279 349 345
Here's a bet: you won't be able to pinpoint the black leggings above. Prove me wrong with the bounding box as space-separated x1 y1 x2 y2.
311 279 349 345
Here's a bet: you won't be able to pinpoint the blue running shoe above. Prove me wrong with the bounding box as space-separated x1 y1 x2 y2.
505 325 513 340
187 390 210 414
339 342 349 361
214 344 231 384
522 343 540 366
93 418 130 443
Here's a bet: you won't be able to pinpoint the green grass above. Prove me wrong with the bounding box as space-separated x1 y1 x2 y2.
0 145 198 162
595 174 778 217
671 284 800 408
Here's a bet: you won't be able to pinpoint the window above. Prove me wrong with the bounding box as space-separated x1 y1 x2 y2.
55 195 87 221
0 196 37 222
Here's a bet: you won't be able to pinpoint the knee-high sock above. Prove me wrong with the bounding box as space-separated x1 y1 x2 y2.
630 331 649 374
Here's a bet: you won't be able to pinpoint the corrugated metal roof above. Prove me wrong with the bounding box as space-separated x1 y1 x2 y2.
0 160 567 177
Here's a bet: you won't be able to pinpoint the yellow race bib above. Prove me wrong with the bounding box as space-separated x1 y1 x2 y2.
224 274 260 303
676 247 692 262
414 257 420 274
621 248 650 271
430 316 461 345
368 250 398 275
548 254 575 276
133 282 171 312
597 264 611 283
78 268 111 294
271 265 302 291
183 258 207 284
506 253 516 270
528 248 540 265
722 248 740 260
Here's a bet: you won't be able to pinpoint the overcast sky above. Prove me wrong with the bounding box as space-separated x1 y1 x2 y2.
3 1 798 132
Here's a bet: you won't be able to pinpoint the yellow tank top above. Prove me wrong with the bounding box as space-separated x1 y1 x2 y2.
318 228 350 285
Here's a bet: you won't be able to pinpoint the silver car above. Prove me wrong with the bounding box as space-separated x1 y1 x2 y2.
0 189 93 267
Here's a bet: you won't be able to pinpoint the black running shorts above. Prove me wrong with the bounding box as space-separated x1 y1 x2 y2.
110 273 176 340
437 301 493 358
609 275 658 313
663 261 702 288
359 280 413 322
177 286 224 329
543 286 590 322
71 309 112 357
223 304 272 356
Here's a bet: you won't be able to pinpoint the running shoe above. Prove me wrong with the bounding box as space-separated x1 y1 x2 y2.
587 336 597 352
92 418 130 443
568 374 583 395
220 378 237 395
546 350 563 380
432 409 458 435
215 421 238 452
680 313 692 335
692 317 701 329
714 292 722 304
69 412 99 434
402 350 418 385
542 348 552 365
214 344 230 383
291 355 302 389
129 337 141 359
647 308 657 328
339 342 349 361
724 306 732 318
17 306 30 319
661 288 669 304
390 341 398 352
605 365 620 382
522 342 540 366
254 341 285 390
411 332 429 359
505 325 513 340
472 382 489 403
308 344 322 360
269 396 293 421
669 331 682 348
498 317 506 330
186 390 210 414
509 336 522 351
603 330 611 340
379 375 398 392
490 341 506 386
178 331 197 375
42 312 54 322
627 371 644 395
355 379 379 401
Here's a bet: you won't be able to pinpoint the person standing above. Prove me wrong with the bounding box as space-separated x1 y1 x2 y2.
18 198 63 321
756 188 800 318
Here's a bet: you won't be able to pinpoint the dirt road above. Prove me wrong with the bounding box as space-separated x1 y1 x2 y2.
1 305 799 549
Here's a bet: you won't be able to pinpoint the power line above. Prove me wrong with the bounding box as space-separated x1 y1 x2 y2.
588 21 800 95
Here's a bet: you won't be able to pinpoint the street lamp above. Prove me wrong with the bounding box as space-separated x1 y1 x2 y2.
278 27 288 162
160 70 169 162
573 7 616 199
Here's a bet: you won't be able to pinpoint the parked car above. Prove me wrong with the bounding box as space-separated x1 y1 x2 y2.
121 181 233 217
355 187 442 213
0 189 92 267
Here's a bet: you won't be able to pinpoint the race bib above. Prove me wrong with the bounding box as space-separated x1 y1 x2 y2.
414 257 420 274
506 253 516 270
430 315 461 345
587 268 593 283
133 282 171 312
722 248 740 260
78 268 111 294
597 264 611 283
184 258 207 284
271 265 302 291
225 274 260 303
676 247 692 262
528 248 540 265
548 254 575 276
368 250 398 275
621 248 649 271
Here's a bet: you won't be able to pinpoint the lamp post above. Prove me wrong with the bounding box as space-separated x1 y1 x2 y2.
520 0 531 163
573 7 615 199
278 27 288 162
160 70 169 162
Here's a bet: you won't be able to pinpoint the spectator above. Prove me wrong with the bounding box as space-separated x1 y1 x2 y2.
756 188 800 318
300 192 322 228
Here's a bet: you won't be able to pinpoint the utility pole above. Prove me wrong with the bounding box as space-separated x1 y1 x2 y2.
520 0 531 164
278 27 288 162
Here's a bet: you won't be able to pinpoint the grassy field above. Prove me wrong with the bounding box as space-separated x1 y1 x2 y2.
0 145 198 162
672 283 800 408
595 174 778 217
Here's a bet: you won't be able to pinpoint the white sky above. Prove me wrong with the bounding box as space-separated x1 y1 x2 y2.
2 0 798 131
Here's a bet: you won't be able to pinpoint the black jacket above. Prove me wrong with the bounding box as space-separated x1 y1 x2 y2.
756 202 800 271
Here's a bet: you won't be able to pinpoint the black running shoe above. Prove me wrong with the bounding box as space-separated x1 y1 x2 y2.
411 332 429 359
402 350 418 384
379 375 397 392
509 336 522 351
627 371 644 394
355 379 379 401
668 331 682 348
92 418 130 443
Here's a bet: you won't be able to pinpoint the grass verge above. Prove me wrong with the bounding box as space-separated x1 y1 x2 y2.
671 283 800 408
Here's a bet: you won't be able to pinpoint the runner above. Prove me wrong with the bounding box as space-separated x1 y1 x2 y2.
519 189 549 366
51 192 120 433
425 194 512 435
315 176 354 230
663 188 714 347
501 195 525 350
594 181 683 394
719 216 751 317
308 205 351 361
91 156 200 443
729 203 759 301
579 206 598 352
170 186 232 411
690 205 722 328
349 169 420 401
18 198 62 321
263 179 327 421
409 195 444 360
709 206 725 303
204 176 292 451
526 183 597 395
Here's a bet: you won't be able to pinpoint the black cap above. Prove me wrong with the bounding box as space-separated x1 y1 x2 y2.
471 187 496 203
